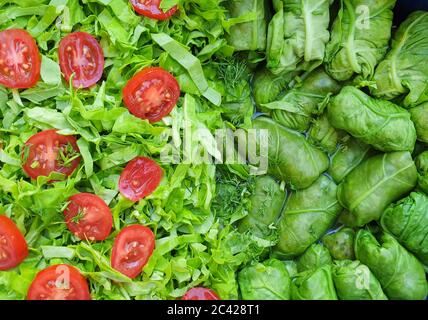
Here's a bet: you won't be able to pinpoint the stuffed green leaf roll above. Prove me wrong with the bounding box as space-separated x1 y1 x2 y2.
226 0 268 52
338 151 418 227
274 175 342 258
328 86 417 152
296 243 332 272
328 136 372 183
308 113 342 153
410 102 428 143
416 151 428 194
381 192 428 268
238 259 291 300
355 230 428 300
372 11 428 107
252 68 296 107
291 265 338 300
332 260 387 300
262 68 341 132
322 227 355 260
238 175 285 238
267 0 333 74
325 0 396 81
252 117 329 189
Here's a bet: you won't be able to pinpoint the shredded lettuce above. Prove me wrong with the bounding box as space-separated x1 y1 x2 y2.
0 0 263 300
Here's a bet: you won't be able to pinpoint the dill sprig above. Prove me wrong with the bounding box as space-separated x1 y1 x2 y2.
216 57 249 91
70 207 85 224
56 142 80 168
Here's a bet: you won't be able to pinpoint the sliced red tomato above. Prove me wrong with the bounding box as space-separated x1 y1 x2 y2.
182 287 220 300
123 67 180 123
0 216 28 271
0 29 41 89
58 32 104 88
64 193 113 241
119 157 163 202
111 225 155 279
129 0 178 20
22 130 81 180
27 264 91 300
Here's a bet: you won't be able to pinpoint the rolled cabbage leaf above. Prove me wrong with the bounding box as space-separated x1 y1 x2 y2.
296 243 332 272
322 227 355 260
332 260 387 300
252 68 297 107
252 116 329 189
291 265 338 300
338 151 418 227
238 175 285 238
262 68 341 132
328 86 417 152
381 192 428 268
308 113 342 153
226 0 268 52
355 230 428 300
416 151 428 194
328 136 372 183
325 0 396 81
267 0 333 74
410 102 428 143
274 175 342 258
238 259 291 300
372 11 428 107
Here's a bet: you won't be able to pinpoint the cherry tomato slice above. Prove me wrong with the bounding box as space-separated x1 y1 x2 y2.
129 0 178 20
22 130 81 180
27 264 91 300
119 157 163 202
0 216 28 271
123 67 180 123
0 29 41 89
111 225 155 279
58 32 104 88
182 287 220 300
64 193 113 241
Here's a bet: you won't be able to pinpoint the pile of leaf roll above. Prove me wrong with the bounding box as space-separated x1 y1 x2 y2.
227 0 428 300
1 0 428 301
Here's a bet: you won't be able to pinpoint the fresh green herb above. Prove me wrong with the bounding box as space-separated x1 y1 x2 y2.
56 142 81 168
30 161 40 169
70 208 86 224
216 57 248 91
